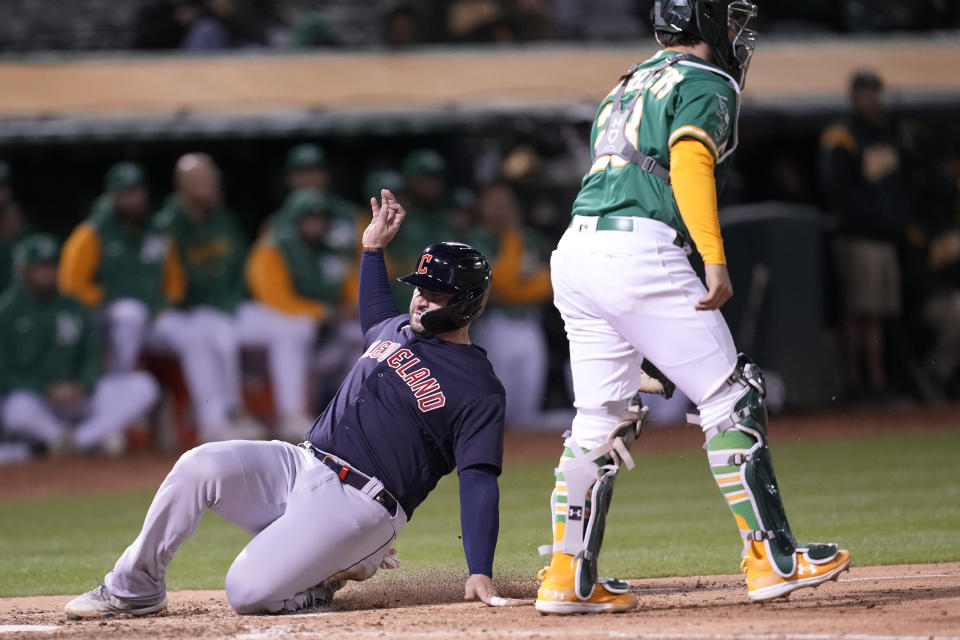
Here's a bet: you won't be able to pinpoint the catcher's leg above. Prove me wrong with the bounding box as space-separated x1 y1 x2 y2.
535 397 645 615
696 354 851 602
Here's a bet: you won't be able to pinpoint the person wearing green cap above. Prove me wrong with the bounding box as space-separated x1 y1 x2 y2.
384 150 456 305
59 162 182 374
150 153 264 443
239 189 356 441
263 143 361 252
0 234 159 455
0 159 29 292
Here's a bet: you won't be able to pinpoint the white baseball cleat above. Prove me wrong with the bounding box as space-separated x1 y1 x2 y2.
64 584 167 619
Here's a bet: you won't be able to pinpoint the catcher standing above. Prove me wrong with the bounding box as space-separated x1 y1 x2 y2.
535 0 851 614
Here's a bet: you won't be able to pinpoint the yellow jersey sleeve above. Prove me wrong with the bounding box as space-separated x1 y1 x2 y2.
669 138 726 265
58 223 104 306
490 230 553 304
246 243 325 322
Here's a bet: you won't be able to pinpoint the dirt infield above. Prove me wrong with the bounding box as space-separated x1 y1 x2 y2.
1 563 958 639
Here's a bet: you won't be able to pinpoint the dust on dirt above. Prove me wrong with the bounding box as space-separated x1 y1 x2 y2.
1 563 958 639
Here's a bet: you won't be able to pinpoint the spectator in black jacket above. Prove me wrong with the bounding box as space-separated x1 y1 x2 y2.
819 70 913 400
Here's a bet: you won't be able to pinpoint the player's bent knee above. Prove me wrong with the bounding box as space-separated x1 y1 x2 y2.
225 566 273 615
127 371 160 407
108 299 150 327
225 554 289 614
170 442 237 485
696 353 767 439
1 394 33 426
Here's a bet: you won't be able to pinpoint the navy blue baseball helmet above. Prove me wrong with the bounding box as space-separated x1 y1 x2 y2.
398 242 491 335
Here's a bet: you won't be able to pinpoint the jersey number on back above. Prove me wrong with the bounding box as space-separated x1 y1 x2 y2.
590 65 684 175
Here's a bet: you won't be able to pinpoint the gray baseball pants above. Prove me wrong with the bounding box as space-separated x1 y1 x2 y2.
104 440 406 614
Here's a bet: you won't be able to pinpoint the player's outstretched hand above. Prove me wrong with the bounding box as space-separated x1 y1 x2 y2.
379 548 402 570
362 189 407 250
697 263 733 311
464 574 527 607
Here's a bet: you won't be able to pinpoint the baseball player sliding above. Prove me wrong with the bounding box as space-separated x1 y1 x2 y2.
65 190 514 617
535 0 851 614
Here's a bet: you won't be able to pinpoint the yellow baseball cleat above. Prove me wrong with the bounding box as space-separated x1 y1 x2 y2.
535 566 638 615
742 541 851 602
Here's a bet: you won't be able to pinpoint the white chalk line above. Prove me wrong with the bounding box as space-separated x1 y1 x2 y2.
838 573 953 583
0 625 60 633
635 572 957 594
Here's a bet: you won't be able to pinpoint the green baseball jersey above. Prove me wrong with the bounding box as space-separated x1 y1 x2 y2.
467 226 550 316
154 196 247 313
572 50 740 246
266 190 359 255
0 282 99 393
270 227 351 303
86 196 170 313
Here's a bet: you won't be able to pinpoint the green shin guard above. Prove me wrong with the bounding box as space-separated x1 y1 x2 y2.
705 354 806 578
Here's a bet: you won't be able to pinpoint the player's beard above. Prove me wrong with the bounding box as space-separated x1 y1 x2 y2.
409 306 433 337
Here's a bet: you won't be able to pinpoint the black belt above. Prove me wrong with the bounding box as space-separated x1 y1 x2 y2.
314 451 399 517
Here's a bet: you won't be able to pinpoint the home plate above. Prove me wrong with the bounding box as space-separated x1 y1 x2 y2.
0 626 60 633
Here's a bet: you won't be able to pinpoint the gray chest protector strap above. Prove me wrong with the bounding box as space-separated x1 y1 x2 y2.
591 54 689 184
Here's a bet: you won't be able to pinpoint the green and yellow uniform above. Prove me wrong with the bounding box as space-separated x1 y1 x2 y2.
0 275 99 394
467 227 552 313
154 196 247 312
574 49 739 264
59 196 183 313
264 189 360 255
246 228 352 323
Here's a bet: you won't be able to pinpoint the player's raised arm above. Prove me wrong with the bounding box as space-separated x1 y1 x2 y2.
357 189 406 333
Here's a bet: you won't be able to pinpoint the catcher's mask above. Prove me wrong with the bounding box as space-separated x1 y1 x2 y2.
652 0 758 89
398 242 491 337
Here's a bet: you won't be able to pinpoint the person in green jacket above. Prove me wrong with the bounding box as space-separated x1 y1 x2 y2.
262 143 359 254
59 162 183 373
0 234 159 455
240 189 356 440
150 153 264 443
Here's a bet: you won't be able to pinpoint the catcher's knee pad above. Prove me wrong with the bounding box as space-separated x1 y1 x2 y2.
702 354 802 577
542 395 648 600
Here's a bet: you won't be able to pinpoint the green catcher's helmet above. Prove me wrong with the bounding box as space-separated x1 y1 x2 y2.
652 0 758 89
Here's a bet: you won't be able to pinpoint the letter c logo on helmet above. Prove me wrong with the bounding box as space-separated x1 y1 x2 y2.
398 242 492 336
417 254 433 274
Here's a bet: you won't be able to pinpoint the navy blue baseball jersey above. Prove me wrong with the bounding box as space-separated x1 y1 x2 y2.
306 314 506 518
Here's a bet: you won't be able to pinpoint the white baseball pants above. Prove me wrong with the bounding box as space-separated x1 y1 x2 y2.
1 373 159 450
235 303 316 416
150 306 244 434
105 440 406 614
99 299 153 373
552 216 741 449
